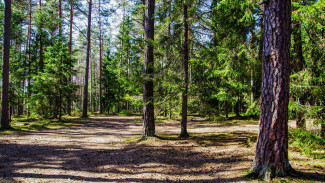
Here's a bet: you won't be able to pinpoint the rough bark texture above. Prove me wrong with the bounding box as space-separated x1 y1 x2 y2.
142 0 155 137
1 0 12 130
180 1 189 138
251 0 293 179
82 0 92 118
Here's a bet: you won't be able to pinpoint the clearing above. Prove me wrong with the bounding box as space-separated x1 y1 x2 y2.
0 116 324 182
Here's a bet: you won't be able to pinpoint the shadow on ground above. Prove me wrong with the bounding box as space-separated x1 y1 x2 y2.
0 116 324 182
1 143 251 182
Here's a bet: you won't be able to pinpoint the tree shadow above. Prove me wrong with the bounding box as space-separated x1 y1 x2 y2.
289 170 325 182
1 116 324 182
156 132 257 148
0 141 252 182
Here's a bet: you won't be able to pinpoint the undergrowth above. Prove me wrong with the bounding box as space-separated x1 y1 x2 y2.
289 128 325 159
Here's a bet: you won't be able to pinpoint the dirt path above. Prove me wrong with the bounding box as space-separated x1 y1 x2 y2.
0 116 324 183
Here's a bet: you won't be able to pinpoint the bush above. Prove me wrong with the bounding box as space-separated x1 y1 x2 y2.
120 110 132 116
290 129 325 159
245 101 260 117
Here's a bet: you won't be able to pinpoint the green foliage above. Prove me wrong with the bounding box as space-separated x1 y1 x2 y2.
29 39 78 119
290 129 325 159
0 117 78 134
245 101 260 117
3 0 325 125
101 51 120 113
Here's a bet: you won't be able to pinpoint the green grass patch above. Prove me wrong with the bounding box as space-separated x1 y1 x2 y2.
289 128 325 159
0 117 86 135
124 135 143 143
204 118 259 125
124 132 235 147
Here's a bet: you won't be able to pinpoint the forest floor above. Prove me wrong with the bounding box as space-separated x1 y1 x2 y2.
0 116 324 183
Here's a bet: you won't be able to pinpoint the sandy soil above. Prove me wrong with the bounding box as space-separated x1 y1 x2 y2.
0 116 324 183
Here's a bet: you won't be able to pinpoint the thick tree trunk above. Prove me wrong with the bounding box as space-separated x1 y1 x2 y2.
142 0 155 137
180 1 189 138
1 0 12 130
251 0 293 179
82 0 92 118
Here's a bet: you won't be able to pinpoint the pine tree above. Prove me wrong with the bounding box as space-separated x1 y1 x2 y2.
1 0 12 129
180 0 189 138
142 0 155 137
82 0 93 118
251 0 293 179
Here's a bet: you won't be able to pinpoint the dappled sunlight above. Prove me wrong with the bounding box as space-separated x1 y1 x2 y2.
1 116 324 182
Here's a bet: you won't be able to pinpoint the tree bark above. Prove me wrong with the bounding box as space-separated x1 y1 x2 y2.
39 0 44 72
82 0 92 118
99 0 103 114
180 0 189 138
249 27 255 104
1 0 12 130
27 0 32 117
67 0 74 116
59 0 62 37
142 0 155 137
251 0 293 179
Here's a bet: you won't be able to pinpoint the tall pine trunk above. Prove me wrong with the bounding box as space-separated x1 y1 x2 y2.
142 0 155 137
249 28 255 104
251 0 293 179
27 0 32 117
58 0 62 37
1 0 12 130
67 0 74 116
180 1 189 138
82 0 92 118
39 0 44 72
99 0 103 114
58 0 63 120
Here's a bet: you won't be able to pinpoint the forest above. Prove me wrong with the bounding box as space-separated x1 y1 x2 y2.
0 0 325 182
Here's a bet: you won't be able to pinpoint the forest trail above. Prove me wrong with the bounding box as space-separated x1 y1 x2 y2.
0 116 324 183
